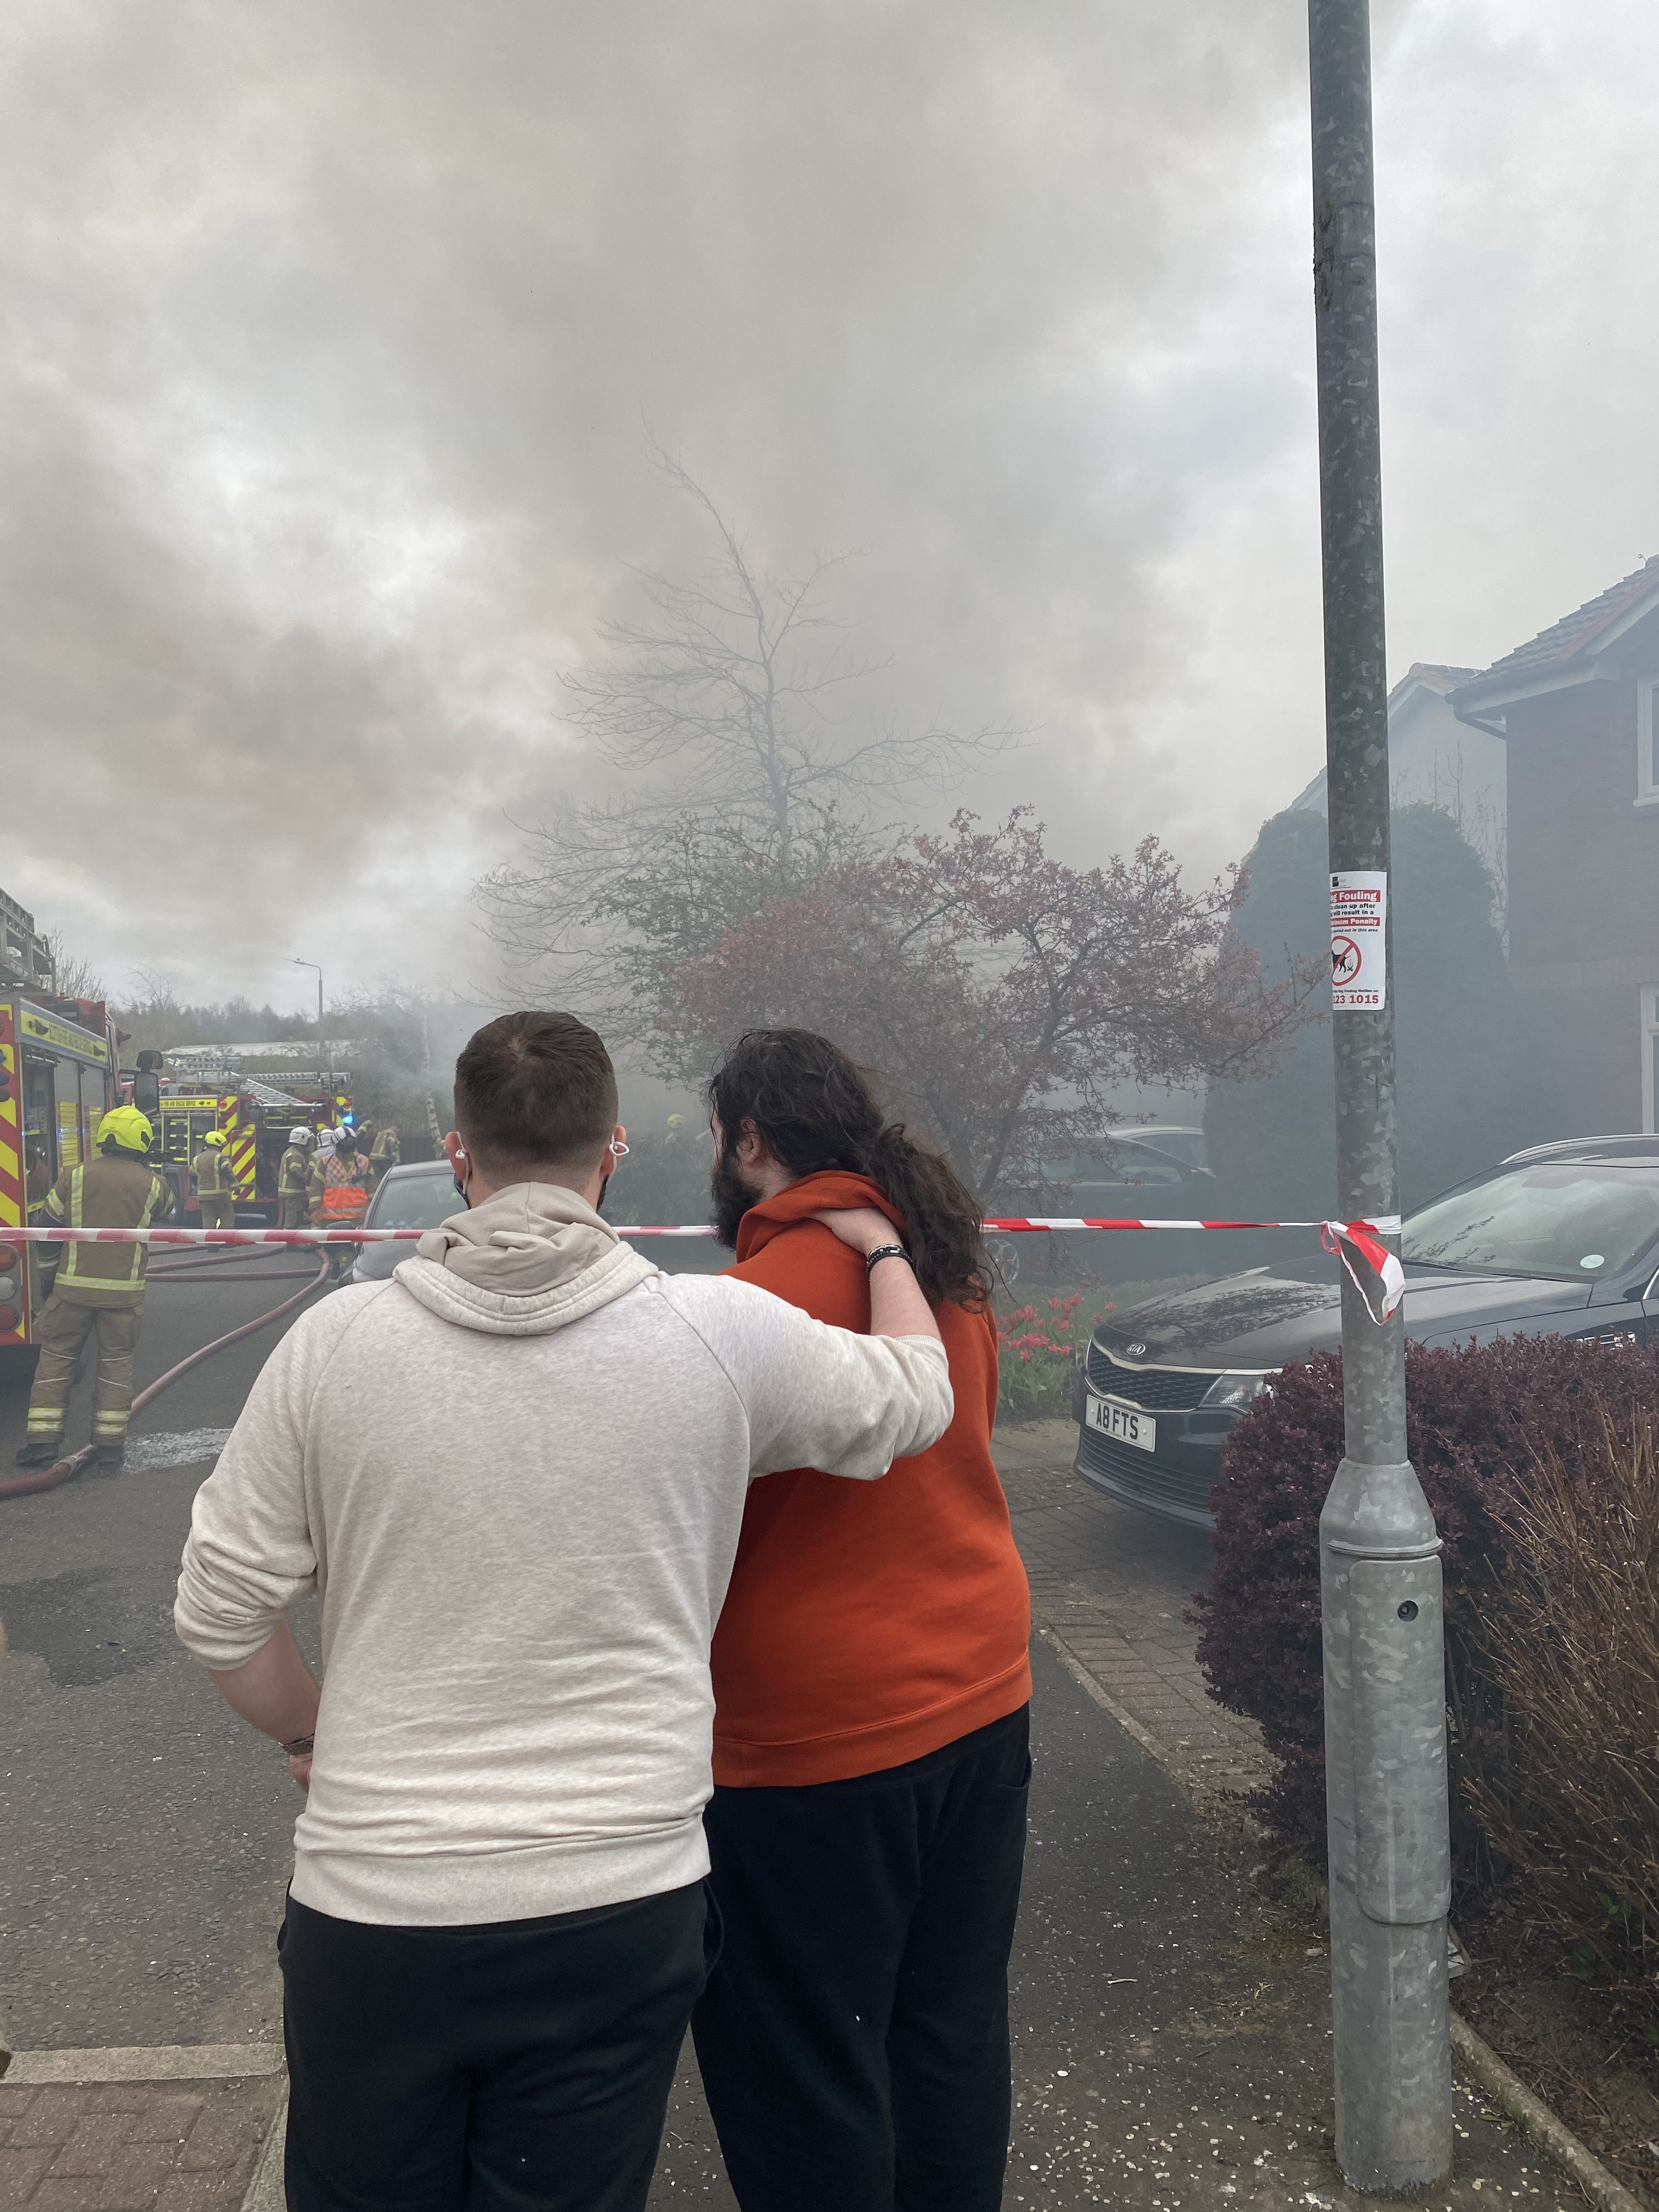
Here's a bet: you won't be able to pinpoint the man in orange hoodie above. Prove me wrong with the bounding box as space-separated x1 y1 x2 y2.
692 1029 1032 2212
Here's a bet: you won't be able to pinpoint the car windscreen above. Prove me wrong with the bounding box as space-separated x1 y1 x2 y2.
1402 1163 1659 1282
365 1171 459 1232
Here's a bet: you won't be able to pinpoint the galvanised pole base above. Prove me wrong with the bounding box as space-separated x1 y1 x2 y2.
1321 1448 1454 2190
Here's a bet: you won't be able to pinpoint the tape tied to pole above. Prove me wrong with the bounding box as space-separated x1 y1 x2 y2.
1319 1219 1407 1325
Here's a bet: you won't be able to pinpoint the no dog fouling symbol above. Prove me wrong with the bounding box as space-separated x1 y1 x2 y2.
1329 870 1388 1011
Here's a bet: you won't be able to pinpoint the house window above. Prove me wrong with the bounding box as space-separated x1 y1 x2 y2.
1640 678 1659 807
1646 988 1659 1136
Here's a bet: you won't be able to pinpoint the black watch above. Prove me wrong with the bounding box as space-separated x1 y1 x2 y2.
865 1244 912 1274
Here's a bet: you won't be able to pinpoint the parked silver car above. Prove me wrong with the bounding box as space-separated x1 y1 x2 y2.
341 1160 459 1284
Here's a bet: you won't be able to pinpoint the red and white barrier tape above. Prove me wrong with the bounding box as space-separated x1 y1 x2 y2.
3 1215 1408 1321
4 1216 1402 1244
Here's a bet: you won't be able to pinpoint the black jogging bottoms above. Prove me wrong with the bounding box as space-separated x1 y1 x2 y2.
692 1704 1031 2212
279 1880 715 2212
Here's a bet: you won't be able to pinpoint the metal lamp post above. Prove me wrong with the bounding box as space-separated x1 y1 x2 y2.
1307 0 1454 2188
290 957 330 1115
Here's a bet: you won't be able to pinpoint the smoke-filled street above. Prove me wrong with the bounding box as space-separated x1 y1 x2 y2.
3 2 1659 2206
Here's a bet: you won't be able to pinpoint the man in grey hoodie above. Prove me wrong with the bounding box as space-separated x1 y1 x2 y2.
174 1010 953 2212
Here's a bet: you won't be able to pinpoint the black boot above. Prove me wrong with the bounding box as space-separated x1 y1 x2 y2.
14 1438 63 1469
91 1442 126 1471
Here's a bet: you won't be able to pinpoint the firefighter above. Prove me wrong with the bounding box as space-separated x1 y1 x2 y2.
15 1105 174 1471
368 1121 401 1190
278 1126 314 1230
192 1128 236 1229
311 1125 370 1279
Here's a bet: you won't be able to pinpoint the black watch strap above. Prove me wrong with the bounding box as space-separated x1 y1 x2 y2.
865 1243 912 1274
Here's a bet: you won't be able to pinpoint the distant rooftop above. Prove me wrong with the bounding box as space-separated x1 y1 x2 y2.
1475 554 1659 685
161 1040 359 1062
1392 662 1481 699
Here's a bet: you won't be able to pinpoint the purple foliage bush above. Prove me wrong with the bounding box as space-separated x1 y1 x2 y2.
1193 1334 1659 1888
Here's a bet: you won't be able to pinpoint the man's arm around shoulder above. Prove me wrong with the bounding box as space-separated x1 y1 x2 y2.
669 1206 952 1480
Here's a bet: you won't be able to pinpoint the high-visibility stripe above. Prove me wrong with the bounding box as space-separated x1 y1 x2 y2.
0 1032 23 1232
227 1127 257 1194
57 1168 165 1291
93 1413 129 1433
26 1410 65 1432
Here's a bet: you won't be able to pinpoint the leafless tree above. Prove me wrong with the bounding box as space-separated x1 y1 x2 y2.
480 445 1019 1015
41 931 108 1001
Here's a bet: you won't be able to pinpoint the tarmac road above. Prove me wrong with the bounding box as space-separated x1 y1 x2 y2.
0 1249 334 2051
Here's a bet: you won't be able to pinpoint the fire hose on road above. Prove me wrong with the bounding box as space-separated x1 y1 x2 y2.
0 1248 331 1502
0 1211 1407 1505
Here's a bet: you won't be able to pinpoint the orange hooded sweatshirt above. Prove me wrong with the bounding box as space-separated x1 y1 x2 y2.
709 1169 1031 1788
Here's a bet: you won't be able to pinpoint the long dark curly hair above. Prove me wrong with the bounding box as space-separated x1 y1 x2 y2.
706 1028 991 1310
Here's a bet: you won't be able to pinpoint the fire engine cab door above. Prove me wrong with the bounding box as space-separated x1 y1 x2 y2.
21 1056 59 1187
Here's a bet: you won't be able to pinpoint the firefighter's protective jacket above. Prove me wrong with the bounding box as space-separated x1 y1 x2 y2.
278 1145 312 1201
35 1155 175 1306
193 1145 228 1199
310 1147 369 1223
369 1129 400 1176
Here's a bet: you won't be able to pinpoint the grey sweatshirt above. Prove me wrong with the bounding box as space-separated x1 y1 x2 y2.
174 1183 952 1927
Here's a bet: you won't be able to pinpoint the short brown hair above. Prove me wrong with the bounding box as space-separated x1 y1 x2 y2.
453 1012 618 1178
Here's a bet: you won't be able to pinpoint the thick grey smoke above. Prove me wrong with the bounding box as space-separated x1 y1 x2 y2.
0 0 1652 1005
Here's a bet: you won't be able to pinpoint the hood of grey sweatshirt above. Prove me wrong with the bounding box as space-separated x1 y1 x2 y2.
398 1180 658 1330
175 1184 952 1928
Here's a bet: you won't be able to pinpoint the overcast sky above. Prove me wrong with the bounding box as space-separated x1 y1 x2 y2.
3 0 1656 1014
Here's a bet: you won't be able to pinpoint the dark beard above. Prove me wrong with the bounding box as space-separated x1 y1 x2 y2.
710 1146 757 1250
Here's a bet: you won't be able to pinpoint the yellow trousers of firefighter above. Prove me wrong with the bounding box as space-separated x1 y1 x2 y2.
198 1194 236 1229
24 1294 145 1448
277 1193 309 1229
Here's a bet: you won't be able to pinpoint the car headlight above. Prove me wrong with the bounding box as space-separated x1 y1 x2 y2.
1199 1372 1269 1412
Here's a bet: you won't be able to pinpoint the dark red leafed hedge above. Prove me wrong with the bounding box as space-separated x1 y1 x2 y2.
1193 1333 1659 1886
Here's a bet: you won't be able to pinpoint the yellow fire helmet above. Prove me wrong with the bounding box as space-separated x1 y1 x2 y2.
203 1129 228 1147
97 1105 155 1156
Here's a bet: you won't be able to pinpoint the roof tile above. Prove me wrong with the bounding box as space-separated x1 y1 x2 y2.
1476 554 1659 682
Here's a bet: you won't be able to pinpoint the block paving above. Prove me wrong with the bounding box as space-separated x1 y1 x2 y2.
0 2077 283 2210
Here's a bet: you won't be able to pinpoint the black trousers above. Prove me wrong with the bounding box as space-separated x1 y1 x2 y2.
279 1881 715 2212
692 1705 1030 2212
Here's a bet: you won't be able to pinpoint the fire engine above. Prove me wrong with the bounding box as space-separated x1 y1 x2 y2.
0 887 357 1355
148 1068 353 1222
0 888 121 1358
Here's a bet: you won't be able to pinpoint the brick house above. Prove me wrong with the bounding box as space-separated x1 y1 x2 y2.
1452 554 1659 1135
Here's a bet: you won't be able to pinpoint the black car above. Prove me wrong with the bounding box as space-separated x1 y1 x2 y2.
991 1127 1215 1284
1075 1135 1659 1530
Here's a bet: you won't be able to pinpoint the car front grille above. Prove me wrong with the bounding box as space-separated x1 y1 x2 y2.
1076 1426 1220 1520
1085 1346 1219 1408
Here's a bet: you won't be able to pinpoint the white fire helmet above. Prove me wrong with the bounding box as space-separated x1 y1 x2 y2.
289 1126 314 1148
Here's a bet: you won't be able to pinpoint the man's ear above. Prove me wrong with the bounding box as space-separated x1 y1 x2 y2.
734 1120 768 1170
443 1131 467 1173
